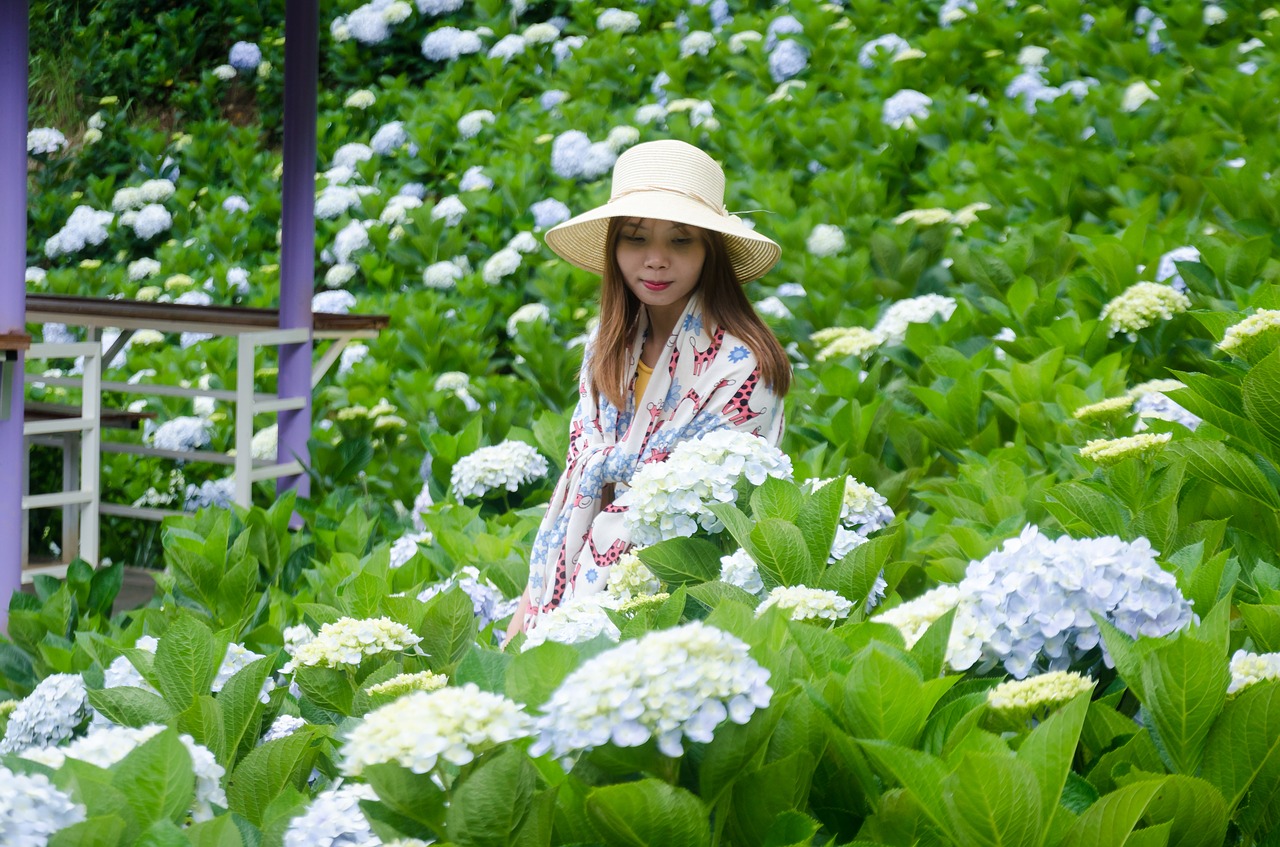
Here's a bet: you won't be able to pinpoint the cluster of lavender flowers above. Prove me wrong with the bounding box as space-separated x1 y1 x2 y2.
0 674 90 753
622 430 793 546
450 440 549 500
283 782 380 847
530 622 773 759
0 766 85 844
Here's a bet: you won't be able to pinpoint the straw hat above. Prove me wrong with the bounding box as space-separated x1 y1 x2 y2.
544 140 781 283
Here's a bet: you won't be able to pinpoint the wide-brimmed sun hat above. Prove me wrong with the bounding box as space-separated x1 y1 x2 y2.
544 139 781 283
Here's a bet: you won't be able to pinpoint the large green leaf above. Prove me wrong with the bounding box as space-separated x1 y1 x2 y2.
699 695 788 805
506 640 580 709
1242 348 1280 450
942 753 1041 847
1015 694 1090 845
218 654 275 765
86 686 174 728
1132 774 1227 847
226 727 324 826
725 752 816 847
1043 482 1127 537
796 474 846 574
750 519 816 587
751 477 804 523
454 647 511 695
153 615 218 712
1139 633 1230 775
1058 778 1166 847
1201 681 1280 824
48 816 128 847
111 727 195 828
840 642 929 745
362 763 447 832
417 586 478 674
1165 441 1280 509
186 814 245 847
819 531 900 610
175 695 226 764
585 778 711 847
446 746 537 847
635 536 723 586
858 741 953 838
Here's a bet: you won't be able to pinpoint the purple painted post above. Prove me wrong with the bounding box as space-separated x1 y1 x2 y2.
0 1 29 632
277 0 318 500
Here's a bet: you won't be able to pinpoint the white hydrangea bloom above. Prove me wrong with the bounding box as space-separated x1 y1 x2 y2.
769 39 809 83
1080 432 1172 466
506 302 550 336
148 416 212 452
388 530 431 569
1151 245 1199 293
605 550 661 602
552 34 585 65
212 63 237 79
874 294 958 344
28 127 68 156
623 430 793 546
1072 396 1134 425
364 670 448 698
531 622 773 759
281 617 422 673
883 89 932 129
283 782 379 847
680 30 716 57
1128 380 1200 432
332 142 374 171
523 595 621 649
223 194 250 213
507 231 539 254
1219 309 1280 356
948 525 1195 678
129 204 173 240
417 0 463 14
25 267 47 285
812 326 882 361
597 8 641 32
874 583 963 648
531 198 571 229
719 549 764 594
315 185 362 220
313 291 357 315
0 766 85 843
1228 650 1280 695
139 179 176 203
333 220 370 264
459 165 493 191
939 0 976 25
524 22 560 43
450 440 549 499
635 103 668 124
338 342 368 375
1100 282 1191 336
1204 5 1227 25
126 257 161 281
551 130 617 180
858 34 911 68
488 33 527 61
416 566 517 628
423 259 465 289
765 14 803 50
458 109 496 139
262 714 308 742
756 585 853 622
342 684 532 776
806 224 845 257
893 208 953 226
482 247 522 284
0 674 90 753
430 195 466 226
344 89 376 109
379 194 422 225
421 26 484 61
755 295 792 320
1120 81 1159 112
605 125 641 153
325 263 358 288
44 206 114 258
987 671 1095 712
184 477 235 510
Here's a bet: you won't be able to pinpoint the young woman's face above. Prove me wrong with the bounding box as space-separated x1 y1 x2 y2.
614 218 707 319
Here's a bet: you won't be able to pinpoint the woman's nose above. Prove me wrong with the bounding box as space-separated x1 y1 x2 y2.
644 247 669 267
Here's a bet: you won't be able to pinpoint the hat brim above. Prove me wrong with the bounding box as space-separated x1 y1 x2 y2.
544 191 781 283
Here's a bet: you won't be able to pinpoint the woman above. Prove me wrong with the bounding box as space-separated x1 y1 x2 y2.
506 139 790 639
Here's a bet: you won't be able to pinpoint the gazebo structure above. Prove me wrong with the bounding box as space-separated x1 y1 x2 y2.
0 0 321 632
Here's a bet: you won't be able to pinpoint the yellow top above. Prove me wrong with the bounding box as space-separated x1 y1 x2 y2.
634 358 654 403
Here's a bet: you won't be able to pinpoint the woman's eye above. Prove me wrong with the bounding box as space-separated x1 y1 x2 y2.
623 235 645 243
672 238 692 246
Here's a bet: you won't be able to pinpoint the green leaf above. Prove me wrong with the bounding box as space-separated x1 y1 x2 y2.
446 746 537 847
910 607 955 681
111 727 195 828
1201 681 1280 826
687 580 760 612
219 655 275 765
506 640 580 709
87 560 125 618
858 741 953 838
136 820 191 847
226 728 324 826
942 753 1041 847
363 763 447 831
293 664 354 715
1238 604 1280 652
841 643 928 745
1043 482 1127 537
1139 633 1230 775
1165 441 1280 509
751 477 804 523
585 779 711 847
750 519 815 587
153 615 218 712
417 586 478 674
454 648 510 695
86 686 175 728
636 537 723 586
1134 774 1227 847
708 503 757 558
1058 778 1166 847
341 572 389 620
761 811 821 847
175 695 226 764
1242 348 1280 450
724 752 816 847
796 475 845 575
48 816 128 847
820 531 901 609
1015 694 1089 844
699 695 787 805
186 814 245 847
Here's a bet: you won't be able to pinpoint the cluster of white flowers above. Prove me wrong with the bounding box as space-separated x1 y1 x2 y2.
283 782 379 847
524 596 621 649
489 33 527 62
262 714 308 742
379 194 422 225
364 670 448 699
458 108 496 139
344 89 376 109
44 205 113 258
124 203 173 240
806 224 845 257
623 430 793 546
811 326 881 361
882 89 932 129
340 0 414 45
948 525 1195 678
148 415 212 452
313 290 357 315
342 683 533 776
939 0 976 25
316 184 364 220
1004 68 1096 115
1228 650 1280 695
1219 309 1280 357
423 257 467 289
605 550 662 602
222 194 250 213
1072 395 1133 425
1154 245 1200 293
986 670 1095 713
388 529 430 569
451 440 549 500
0 674 89 753
417 0 463 15
112 179 176 212
532 622 772 759
1100 282 1191 336
551 130 618 181
1080 432 1172 466
1120 80 1159 112
0 766 85 844
875 294 959 345
506 302 550 337
282 617 422 672
719 548 764 594
756 585 852 622
874 583 963 648
416 565 519 629
27 127 67 156
858 34 911 68
433 370 480 410
531 197 571 230
1128 379 1200 432
769 38 808 83
482 246 522 284
421 26 483 62
597 8 641 32
184 477 235 511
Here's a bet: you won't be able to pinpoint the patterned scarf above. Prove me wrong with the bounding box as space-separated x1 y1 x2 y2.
525 291 785 630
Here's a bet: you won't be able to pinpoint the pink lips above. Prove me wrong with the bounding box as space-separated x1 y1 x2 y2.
642 280 673 291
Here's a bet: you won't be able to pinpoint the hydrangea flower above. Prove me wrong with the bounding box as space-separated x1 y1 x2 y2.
44 206 113 258
508 231 539 254
551 130 617 180
262 714 308 742
0 766 85 844
313 291 357 315
27 127 66 156
858 34 911 68
371 121 409 155
341 684 533 776
423 259 465 289
531 622 772 759
364 670 449 699
680 30 716 57
380 194 422 225
388 530 431 569
458 109 496 139
416 566 518 628
1228 650 1280 695
422 26 483 61
874 583 963 648
283 782 379 847
344 89 376 109
939 0 976 25
0 674 89 753
812 326 881 361
417 0 463 15
223 194 250 213
333 220 371 264
184 478 235 510
1218 309 1280 358
882 89 932 129
148 416 212 452
622 430 793 546
769 39 809 82
212 64 236 80
806 224 845 257
430 195 466 226
524 595 621 649
1120 81 1159 112
948 526 1195 678
764 14 803 50
874 294 957 344
755 296 792 320
597 8 641 33
281 617 422 672
986 670 1095 714
451 440 549 499
1080 432 1172 466
605 550 661 602
524 23 560 44
531 198 571 229
605 125 640 153
757 585 854 622
507 302 550 336
1100 282 1191 336
127 204 173 240
332 142 374 171
325 263 358 288
729 30 762 53
489 33 527 61
719 549 764 594
1072 396 1133 425
540 89 569 111
482 247 523 284
229 41 262 71
552 35 585 65
433 370 480 410
1129 379 1200 432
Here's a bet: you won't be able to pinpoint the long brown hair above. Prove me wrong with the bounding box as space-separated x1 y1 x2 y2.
588 217 791 409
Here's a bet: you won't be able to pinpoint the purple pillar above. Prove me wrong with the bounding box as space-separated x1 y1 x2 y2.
278 0 317 499
0 1 29 632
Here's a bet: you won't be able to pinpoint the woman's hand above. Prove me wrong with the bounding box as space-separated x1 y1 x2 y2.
501 591 531 650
